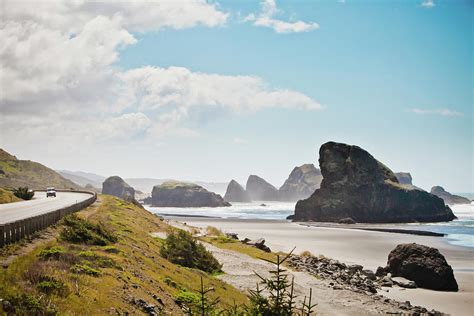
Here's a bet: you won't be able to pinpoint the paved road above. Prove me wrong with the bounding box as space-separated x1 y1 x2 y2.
0 191 92 224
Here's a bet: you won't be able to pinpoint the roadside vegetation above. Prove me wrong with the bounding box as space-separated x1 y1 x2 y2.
13 186 34 200
160 230 222 274
0 187 22 204
0 195 248 314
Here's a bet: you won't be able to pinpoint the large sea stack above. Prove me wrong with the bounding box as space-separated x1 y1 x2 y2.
151 181 231 207
224 180 251 202
430 186 470 205
293 142 456 223
279 164 323 201
102 176 135 200
246 175 279 201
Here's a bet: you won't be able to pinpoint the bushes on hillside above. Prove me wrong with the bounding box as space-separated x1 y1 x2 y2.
160 230 222 273
60 214 117 246
13 187 34 200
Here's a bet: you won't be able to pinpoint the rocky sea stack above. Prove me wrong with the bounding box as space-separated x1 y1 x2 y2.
293 142 456 223
430 186 470 205
151 181 231 207
224 180 251 202
246 175 279 201
279 164 322 201
102 176 135 200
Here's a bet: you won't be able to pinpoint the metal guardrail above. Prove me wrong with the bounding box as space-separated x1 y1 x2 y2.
0 190 97 247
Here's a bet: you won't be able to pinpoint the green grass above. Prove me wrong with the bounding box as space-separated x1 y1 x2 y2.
201 236 281 263
0 195 248 314
158 180 199 189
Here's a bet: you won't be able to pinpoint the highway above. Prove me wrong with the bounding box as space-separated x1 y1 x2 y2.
0 191 92 224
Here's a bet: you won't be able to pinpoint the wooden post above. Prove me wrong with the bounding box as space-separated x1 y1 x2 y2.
0 225 4 247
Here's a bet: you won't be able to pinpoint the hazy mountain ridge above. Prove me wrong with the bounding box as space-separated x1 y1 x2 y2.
0 149 80 190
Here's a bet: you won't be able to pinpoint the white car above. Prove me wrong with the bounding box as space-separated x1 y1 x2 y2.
46 187 56 197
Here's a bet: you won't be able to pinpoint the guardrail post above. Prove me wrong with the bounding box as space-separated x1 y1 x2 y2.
0 225 4 247
5 223 11 244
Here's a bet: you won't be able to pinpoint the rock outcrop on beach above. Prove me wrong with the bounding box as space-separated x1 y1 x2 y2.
430 186 470 205
386 243 458 291
151 181 231 207
224 180 251 202
278 164 323 201
246 175 279 201
102 176 135 199
293 142 456 223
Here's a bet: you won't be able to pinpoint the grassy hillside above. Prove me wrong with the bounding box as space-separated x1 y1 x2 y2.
0 149 80 190
0 187 22 204
0 195 248 314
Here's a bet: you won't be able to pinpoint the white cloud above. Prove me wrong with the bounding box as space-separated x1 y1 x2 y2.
0 0 228 34
234 137 249 144
410 108 463 116
421 0 435 8
246 0 319 34
0 0 321 151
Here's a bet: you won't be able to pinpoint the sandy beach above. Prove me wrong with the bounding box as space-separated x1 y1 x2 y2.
169 217 474 316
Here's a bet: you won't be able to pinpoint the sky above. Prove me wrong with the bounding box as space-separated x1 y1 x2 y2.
0 0 472 192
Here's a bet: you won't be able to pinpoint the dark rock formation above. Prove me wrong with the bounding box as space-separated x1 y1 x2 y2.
102 176 135 200
151 181 231 207
224 180 251 202
278 164 323 201
293 142 456 223
246 175 279 201
386 243 458 291
430 186 470 205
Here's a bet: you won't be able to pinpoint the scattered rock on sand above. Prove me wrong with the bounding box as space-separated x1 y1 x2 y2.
241 237 271 252
392 277 417 289
387 243 458 291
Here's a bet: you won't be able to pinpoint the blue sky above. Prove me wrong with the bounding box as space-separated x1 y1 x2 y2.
117 0 472 191
1 0 472 192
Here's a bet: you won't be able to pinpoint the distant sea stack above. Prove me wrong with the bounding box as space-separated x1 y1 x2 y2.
102 176 135 200
279 164 323 201
394 172 422 191
430 186 470 205
151 181 231 207
246 175 279 201
224 180 251 202
292 142 456 223
394 172 412 185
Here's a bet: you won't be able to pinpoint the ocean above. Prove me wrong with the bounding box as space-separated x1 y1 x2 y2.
145 199 474 249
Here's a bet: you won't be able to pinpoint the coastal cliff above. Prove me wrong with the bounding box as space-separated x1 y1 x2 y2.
293 142 456 223
151 181 230 207
279 164 323 201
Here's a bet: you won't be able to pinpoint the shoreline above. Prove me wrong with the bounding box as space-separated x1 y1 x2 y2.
167 216 474 315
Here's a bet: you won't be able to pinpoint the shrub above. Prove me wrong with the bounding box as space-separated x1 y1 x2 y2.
70 263 101 276
78 251 118 268
163 277 178 288
13 187 34 200
60 214 117 246
206 226 223 237
36 276 68 296
160 230 222 273
38 246 65 260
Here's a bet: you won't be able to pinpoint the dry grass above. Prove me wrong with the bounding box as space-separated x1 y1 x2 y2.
0 195 248 314
206 226 224 237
